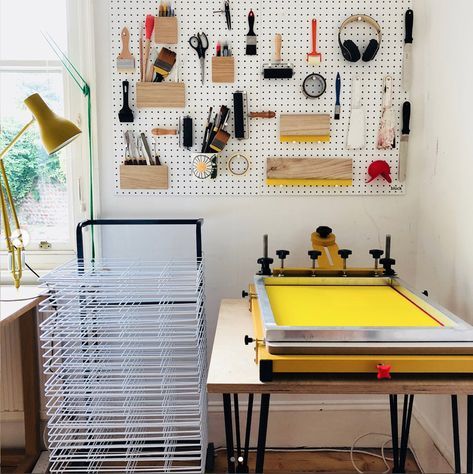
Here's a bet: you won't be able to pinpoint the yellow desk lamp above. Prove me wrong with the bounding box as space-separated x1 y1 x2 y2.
0 93 81 288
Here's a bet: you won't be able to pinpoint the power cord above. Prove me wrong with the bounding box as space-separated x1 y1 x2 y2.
25 261 41 279
213 441 397 472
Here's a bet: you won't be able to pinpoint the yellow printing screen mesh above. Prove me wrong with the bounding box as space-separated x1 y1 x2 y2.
266 285 443 328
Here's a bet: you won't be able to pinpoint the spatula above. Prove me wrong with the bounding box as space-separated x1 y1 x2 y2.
347 77 364 149
118 80 134 123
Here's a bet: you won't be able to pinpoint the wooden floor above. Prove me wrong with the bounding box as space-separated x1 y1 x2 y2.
213 449 421 473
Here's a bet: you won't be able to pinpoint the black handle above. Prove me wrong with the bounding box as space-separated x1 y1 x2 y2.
316 226 332 239
338 249 352 260
76 219 204 262
369 249 384 260
405 9 414 44
308 250 322 261
122 80 130 107
276 250 290 260
248 9 255 34
402 101 411 135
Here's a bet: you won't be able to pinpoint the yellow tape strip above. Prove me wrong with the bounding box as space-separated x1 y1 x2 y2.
267 179 352 187
280 135 331 143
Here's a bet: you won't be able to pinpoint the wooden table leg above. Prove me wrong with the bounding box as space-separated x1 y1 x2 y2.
17 308 41 473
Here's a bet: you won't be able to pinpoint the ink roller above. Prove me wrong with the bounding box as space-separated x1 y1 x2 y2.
180 116 193 149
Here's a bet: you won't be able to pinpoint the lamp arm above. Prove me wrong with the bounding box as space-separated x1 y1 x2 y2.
0 118 36 160
1 118 35 288
0 118 36 230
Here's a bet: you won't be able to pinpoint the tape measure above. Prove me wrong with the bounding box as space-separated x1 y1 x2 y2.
302 73 326 98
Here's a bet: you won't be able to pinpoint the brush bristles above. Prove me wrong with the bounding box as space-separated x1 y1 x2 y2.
117 59 136 71
145 15 155 38
334 105 341 121
307 55 322 65
154 49 176 77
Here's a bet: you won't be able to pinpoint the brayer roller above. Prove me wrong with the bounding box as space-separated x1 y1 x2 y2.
234 91 276 140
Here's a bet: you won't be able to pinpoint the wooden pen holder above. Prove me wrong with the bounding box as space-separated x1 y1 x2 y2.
120 164 169 189
136 82 185 108
154 16 178 44
211 57 235 83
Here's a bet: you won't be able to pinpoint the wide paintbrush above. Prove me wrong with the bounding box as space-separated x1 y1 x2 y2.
153 48 177 82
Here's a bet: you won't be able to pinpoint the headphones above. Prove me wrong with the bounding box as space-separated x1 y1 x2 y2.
339 15 382 63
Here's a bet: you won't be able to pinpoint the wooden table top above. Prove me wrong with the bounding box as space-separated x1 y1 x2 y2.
0 285 45 325
207 299 473 395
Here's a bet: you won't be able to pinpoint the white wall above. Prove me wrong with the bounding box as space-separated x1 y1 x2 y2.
412 0 473 470
92 0 424 450
93 0 420 352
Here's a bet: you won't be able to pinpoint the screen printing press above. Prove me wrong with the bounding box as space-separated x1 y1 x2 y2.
245 227 473 382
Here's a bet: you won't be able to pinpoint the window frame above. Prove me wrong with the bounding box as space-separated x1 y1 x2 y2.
0 0 98 277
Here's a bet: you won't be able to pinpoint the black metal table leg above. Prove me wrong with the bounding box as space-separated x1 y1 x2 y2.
399 395 414 472
452 395 462 474
234 394 246 473
223 394 235 473
390 394 415 474
241 394 254 473
390 394 400 473
255 394 271 474
467 395 473 474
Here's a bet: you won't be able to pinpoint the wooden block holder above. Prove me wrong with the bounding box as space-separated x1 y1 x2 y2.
154 16 179 44
136 82 185 108
266 157 353 187
120 164 169 189
280 114 331 143
212 56 235 83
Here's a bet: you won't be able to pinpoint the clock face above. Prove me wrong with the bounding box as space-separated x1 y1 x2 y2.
192 154 213 179
303 73 327 98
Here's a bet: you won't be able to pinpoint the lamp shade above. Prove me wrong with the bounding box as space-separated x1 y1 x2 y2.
24 93 82 155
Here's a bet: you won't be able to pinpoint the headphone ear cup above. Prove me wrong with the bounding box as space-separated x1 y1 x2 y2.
342 40 361 62
362 39 380 62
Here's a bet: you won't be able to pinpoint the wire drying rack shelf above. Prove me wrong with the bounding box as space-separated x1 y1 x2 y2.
40 258 208 473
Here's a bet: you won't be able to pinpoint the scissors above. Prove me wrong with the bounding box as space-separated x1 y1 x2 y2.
189 32 209 84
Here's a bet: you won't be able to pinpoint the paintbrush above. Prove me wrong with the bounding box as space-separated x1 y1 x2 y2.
153 48 177 82
139 25 144 81
245 10 257 55
143 15 155 82
117 27 135 72
201 107 213 152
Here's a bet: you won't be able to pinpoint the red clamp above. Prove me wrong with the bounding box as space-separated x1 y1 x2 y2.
377 364 392 380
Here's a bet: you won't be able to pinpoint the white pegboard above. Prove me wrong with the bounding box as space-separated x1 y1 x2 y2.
110 0 411 196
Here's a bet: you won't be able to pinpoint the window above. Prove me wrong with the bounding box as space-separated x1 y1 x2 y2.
0 0 92 260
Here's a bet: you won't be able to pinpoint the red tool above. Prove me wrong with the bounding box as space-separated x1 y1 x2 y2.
367 160 392 184
307 19 322 65
377 364 392 380
143 15 155 82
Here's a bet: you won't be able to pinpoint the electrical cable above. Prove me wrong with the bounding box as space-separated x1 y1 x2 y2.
25 262 41 279
213 444 396 469
350 433 393 474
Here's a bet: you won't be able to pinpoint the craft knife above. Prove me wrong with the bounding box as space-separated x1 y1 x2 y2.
398 101 411 182
140 133 153 165
402 9 414 91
